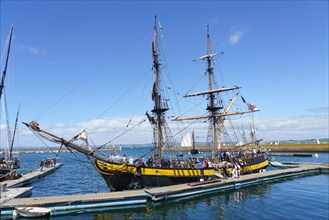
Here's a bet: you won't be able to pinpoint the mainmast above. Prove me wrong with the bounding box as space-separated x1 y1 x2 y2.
177 25 225 159
148 16 169 165
205 25 222 159
174 25 254 161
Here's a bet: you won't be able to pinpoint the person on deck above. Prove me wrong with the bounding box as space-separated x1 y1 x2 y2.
252 147 256 157
122 154 127 163
129 156 134 164
146 156 153 167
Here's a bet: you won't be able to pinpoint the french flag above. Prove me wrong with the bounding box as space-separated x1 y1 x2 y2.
241 96 257 111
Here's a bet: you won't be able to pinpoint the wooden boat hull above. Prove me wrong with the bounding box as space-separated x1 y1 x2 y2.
94 160 216 191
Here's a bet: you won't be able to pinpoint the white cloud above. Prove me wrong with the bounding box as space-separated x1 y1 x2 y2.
27 46 48 56
256 115 328 141
229 26 249 45
16 43 48 56
16 113 328 147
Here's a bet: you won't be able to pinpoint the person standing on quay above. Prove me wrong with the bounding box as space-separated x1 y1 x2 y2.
40 159 44 171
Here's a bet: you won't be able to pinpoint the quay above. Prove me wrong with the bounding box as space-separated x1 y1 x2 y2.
2 163 62 188
0 163 328 217
0 190 147 216
0 163 62 205
145 163 328 201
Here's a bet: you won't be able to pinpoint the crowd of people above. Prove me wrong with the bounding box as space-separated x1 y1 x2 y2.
39 157 57 171
106 146 268 180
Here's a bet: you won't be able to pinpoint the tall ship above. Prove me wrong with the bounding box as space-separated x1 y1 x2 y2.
24 17 268 191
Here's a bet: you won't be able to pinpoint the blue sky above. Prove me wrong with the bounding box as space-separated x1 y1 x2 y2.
1 1 328 147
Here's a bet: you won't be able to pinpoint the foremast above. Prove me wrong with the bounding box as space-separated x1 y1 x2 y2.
147 16 169 166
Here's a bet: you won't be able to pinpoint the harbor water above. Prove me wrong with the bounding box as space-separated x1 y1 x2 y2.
4 149 329 220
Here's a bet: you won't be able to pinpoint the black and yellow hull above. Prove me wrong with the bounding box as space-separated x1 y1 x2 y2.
219 155 269 176
241 155 269 174
94 160 216 191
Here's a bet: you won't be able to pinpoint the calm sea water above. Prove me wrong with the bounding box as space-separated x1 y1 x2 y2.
5 149 329 220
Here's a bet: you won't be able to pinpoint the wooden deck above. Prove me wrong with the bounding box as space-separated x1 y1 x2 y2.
0 163 327 216
1 163 62 188
0 190 147 216
0 187 32 204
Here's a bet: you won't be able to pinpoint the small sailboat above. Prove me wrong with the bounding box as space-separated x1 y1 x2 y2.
269 157 285 167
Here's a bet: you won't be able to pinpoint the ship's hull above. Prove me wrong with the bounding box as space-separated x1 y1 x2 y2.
94 160 216 191
242 155 269 174
94 155 269 191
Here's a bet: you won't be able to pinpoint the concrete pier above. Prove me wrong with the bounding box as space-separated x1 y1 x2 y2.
0 163 62 206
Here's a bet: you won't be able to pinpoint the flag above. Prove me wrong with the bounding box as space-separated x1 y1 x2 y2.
241 96 257 111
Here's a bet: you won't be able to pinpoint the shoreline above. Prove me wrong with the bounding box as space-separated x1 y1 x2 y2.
9 143 329 154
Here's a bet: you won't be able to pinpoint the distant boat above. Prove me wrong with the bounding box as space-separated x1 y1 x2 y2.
190 131 199 155
181 131 199 154
269 157 285 167
13 207 50 218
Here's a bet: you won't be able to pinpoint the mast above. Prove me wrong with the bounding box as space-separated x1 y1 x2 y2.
173 26 257 161
192 131 195 151
149 16 168 165
0 25 13 100
10 101 21 160
1 26 14 162
205 25 221 159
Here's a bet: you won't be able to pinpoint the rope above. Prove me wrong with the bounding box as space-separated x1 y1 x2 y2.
34 29 152 122
97 117 147 150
